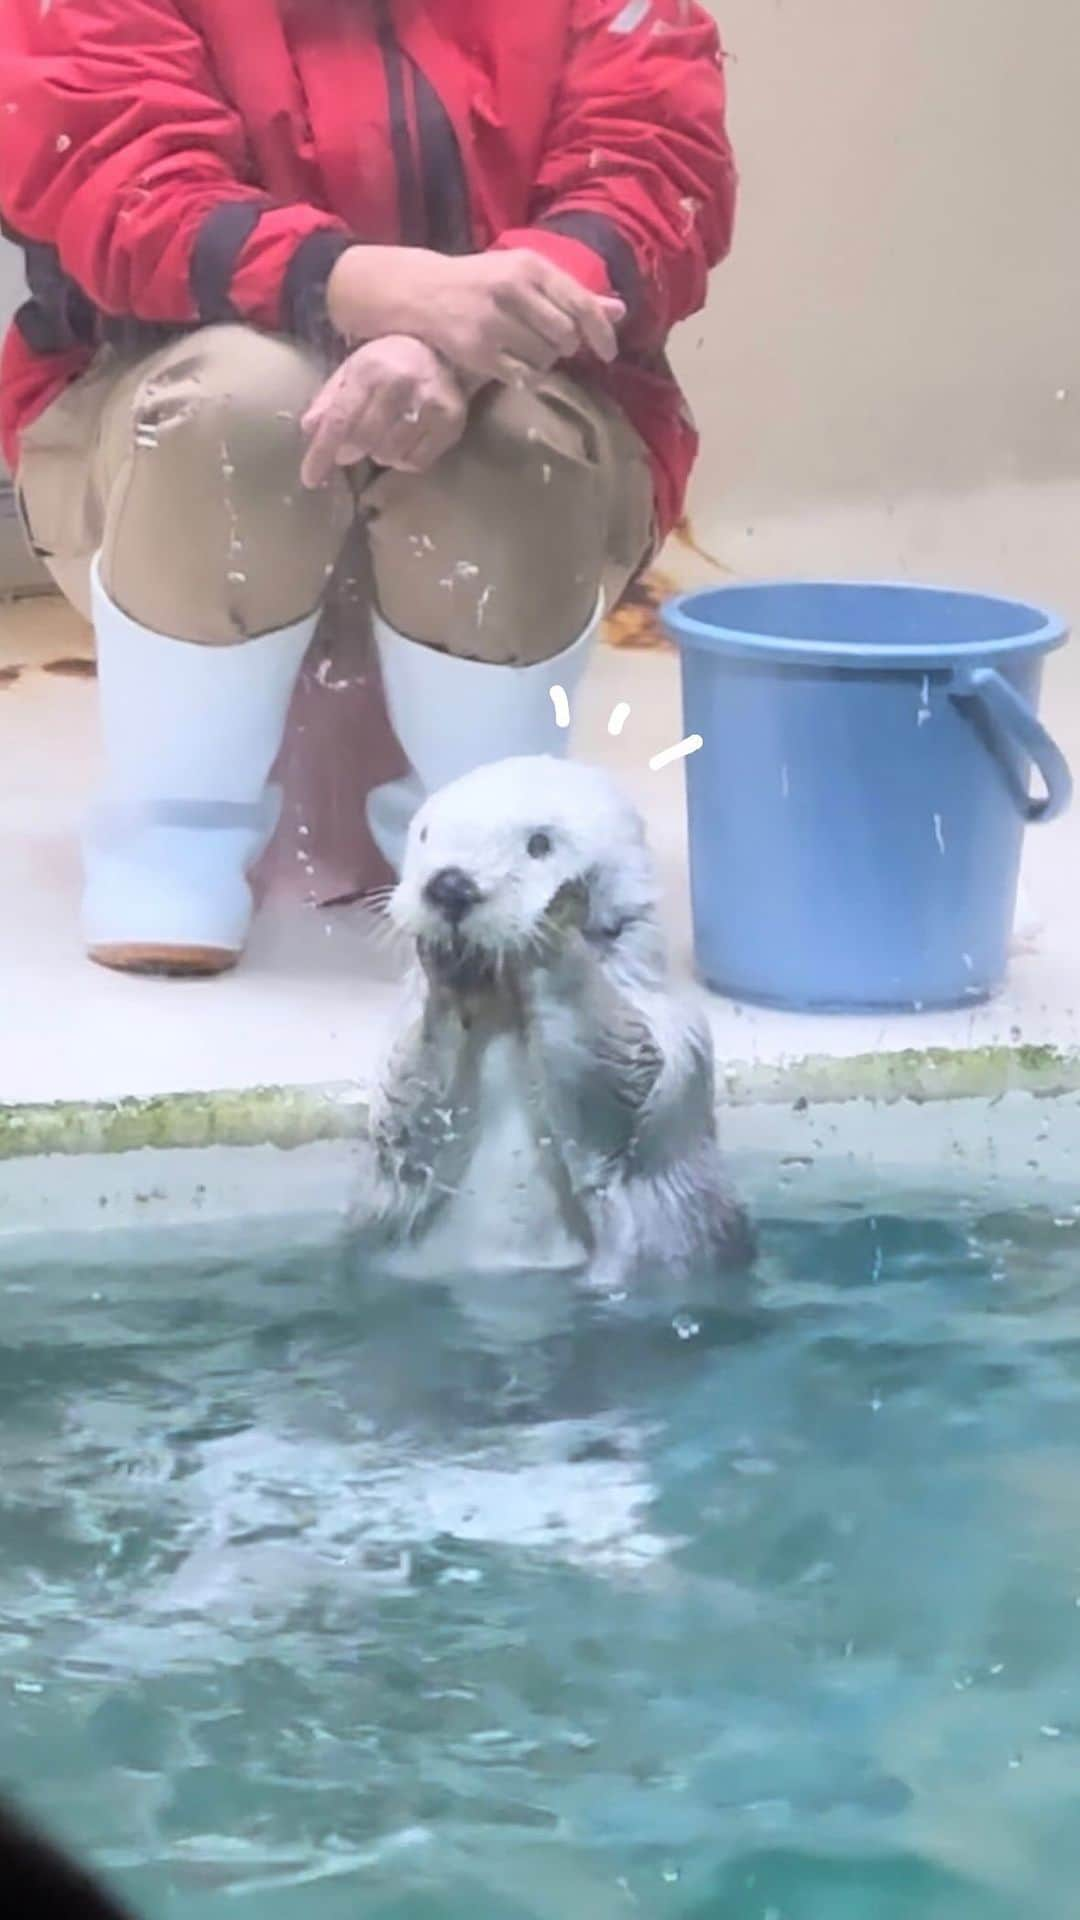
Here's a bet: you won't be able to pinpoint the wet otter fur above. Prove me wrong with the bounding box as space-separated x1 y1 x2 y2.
355 756 753 1287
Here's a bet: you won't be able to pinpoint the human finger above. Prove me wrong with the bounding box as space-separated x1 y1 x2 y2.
301 388 373 487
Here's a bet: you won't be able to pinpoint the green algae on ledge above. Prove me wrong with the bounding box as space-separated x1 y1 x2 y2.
0 1082 369 1161
1 1044 1078 1161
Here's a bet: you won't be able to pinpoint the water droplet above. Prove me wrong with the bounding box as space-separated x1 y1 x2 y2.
733 1455 777 1477
55 132 72 153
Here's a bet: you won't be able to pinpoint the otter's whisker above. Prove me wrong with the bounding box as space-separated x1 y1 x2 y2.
362 912 410 954
356 893 396 923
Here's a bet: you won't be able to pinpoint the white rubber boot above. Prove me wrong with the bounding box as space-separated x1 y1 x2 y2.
366 595 602 871
83 559 317 975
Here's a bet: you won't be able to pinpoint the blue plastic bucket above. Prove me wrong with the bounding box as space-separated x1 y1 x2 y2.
663 581 1072 1011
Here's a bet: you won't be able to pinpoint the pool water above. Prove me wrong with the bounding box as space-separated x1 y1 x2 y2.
3 1198 1080 1919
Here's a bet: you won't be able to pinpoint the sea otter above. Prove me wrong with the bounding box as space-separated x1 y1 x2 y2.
355 756 753 1287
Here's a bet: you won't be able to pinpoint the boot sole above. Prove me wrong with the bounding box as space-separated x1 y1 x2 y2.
88 943 239 979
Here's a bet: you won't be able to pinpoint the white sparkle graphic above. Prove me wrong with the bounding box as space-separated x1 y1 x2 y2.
549 685 572 730
649 733 703 772
607 701 632 737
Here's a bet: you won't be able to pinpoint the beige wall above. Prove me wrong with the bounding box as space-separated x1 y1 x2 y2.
679 0 1080 520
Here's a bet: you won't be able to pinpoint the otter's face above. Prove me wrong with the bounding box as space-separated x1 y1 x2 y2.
390 755 656 962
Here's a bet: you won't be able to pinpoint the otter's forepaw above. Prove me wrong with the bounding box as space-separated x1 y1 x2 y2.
523 886 591 980
419 935 498 997
543 878 590 938
523 923 591 990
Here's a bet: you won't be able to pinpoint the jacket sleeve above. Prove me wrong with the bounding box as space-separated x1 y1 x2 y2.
0 0 354 345
492 0 736 352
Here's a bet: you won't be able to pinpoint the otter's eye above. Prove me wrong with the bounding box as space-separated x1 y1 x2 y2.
528 830 553 859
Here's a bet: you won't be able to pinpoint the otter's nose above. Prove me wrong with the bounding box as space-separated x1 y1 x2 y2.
423 866 481 925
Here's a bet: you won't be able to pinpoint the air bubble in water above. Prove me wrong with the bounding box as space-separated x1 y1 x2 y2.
673 1312 700 1341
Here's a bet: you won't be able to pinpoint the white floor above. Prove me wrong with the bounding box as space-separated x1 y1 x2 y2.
2 546 1079 1116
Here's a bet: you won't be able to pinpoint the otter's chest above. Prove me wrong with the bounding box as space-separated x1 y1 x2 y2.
401 1029 588 1279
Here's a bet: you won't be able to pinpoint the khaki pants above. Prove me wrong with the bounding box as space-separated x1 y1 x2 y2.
16 325 654 664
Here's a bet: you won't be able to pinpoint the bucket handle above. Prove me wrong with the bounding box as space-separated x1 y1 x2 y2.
952 666 1073 825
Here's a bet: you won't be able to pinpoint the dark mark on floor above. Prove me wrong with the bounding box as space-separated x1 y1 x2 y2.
603 515 735 651
604 567 681 649
43 657 97 678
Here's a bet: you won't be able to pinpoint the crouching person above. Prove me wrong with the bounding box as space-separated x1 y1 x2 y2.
0 0 736 976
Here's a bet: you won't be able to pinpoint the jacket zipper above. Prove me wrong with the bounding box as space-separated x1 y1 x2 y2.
374 0 472 254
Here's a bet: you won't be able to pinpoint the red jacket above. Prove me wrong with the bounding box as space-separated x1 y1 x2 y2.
0 0 736 536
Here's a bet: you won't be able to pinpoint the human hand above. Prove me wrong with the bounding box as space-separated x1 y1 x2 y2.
300 336 467 489
327 245 624 386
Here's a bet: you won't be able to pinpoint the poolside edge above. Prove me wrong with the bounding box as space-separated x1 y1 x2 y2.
1 1043 1077 1160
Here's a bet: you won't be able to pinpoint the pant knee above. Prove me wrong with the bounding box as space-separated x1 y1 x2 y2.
102 328 350 643
366 381 613 666
129 327 322 488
